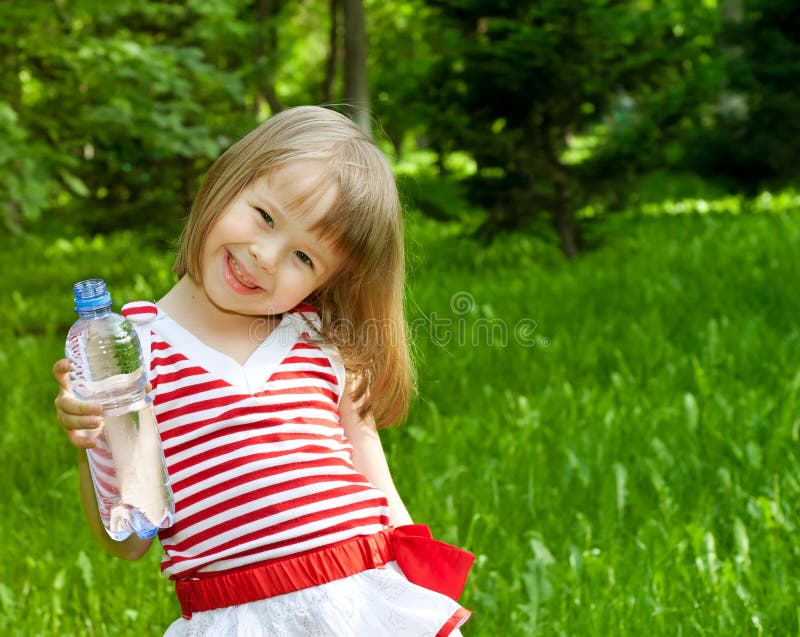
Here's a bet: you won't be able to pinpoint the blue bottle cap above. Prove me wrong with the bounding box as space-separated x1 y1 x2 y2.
73 278 112 312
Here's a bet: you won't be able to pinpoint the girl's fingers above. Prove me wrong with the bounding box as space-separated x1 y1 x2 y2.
54 396 103 430
56 398 103 447
53 357 104 448
55 391 103 417
53 358 72 389
54 357 152 400
56 407 104 432
54 358 103 428
67 428 100 449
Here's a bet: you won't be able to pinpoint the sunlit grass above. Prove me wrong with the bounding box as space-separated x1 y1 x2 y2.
2 199 799 635
638 189 800 217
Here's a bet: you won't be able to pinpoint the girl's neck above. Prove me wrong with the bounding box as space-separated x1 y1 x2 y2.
157 276 282 364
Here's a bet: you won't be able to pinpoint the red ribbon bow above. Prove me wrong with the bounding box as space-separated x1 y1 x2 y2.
391 524 475 601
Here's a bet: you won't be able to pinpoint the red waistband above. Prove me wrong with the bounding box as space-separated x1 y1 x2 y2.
174 525 475 619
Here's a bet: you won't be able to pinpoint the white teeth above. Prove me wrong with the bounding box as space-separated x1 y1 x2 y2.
230 254 258 287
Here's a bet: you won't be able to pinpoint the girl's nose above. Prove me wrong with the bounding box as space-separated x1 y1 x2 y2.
250 241 279 273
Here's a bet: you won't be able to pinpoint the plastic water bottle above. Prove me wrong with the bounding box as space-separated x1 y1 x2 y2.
66 278 174 541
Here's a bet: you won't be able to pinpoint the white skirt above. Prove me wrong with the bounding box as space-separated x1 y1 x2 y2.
163 562 470 637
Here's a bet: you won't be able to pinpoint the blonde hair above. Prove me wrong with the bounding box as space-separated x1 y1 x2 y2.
174 106 413 427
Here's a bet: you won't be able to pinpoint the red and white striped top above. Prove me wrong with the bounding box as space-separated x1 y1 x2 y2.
121 301 390 580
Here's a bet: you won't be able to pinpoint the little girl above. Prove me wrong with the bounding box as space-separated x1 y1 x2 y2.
53 106 473 636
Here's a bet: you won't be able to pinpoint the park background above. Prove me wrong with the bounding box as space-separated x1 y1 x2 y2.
1 1 799 635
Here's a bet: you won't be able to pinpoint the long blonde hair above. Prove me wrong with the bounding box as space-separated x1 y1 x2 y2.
174 106 413 427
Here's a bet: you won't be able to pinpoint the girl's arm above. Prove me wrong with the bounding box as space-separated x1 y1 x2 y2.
339 381 413 527
54 359 154 561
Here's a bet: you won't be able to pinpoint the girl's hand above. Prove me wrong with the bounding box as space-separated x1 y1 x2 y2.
53 358 104 449
55 358 155 560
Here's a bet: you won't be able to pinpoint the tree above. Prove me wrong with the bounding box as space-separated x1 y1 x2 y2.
0 4 81 233
322 0 342 104
0 0 341 236
252 0 287 116
416 0 721 257
684 0 800 191
343 0 371 135
0 1 252 236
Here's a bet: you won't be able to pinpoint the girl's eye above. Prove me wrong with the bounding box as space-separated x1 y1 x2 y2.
257 208 274 228
295 251 313 268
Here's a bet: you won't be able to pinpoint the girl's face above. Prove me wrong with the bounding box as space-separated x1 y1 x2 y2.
199 159 343 317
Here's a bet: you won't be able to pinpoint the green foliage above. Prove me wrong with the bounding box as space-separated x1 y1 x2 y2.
0 1 250 236
2 196 799 634
684 1 800 190
0 1 336 238
366 0 444 149
0 102 58 232
2 0 798 255
395 202 800 635
401 0 723 255
0 232 177 635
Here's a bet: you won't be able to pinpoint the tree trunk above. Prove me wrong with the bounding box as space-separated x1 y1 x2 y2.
321 0 340 104
553 198 578 260
541 134 578 259
343 0 370 135
254 0 284 117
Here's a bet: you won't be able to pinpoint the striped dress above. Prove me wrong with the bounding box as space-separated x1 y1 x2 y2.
120 301 391 580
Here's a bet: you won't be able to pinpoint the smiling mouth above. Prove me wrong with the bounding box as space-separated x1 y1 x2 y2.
225 250 263 293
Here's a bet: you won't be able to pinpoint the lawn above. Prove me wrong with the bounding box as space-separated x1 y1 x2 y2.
1 205 798 635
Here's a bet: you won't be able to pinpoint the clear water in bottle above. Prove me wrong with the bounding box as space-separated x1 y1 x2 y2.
66 279 174 541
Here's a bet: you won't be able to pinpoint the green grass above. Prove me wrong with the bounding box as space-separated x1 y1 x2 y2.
2 206 799 635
